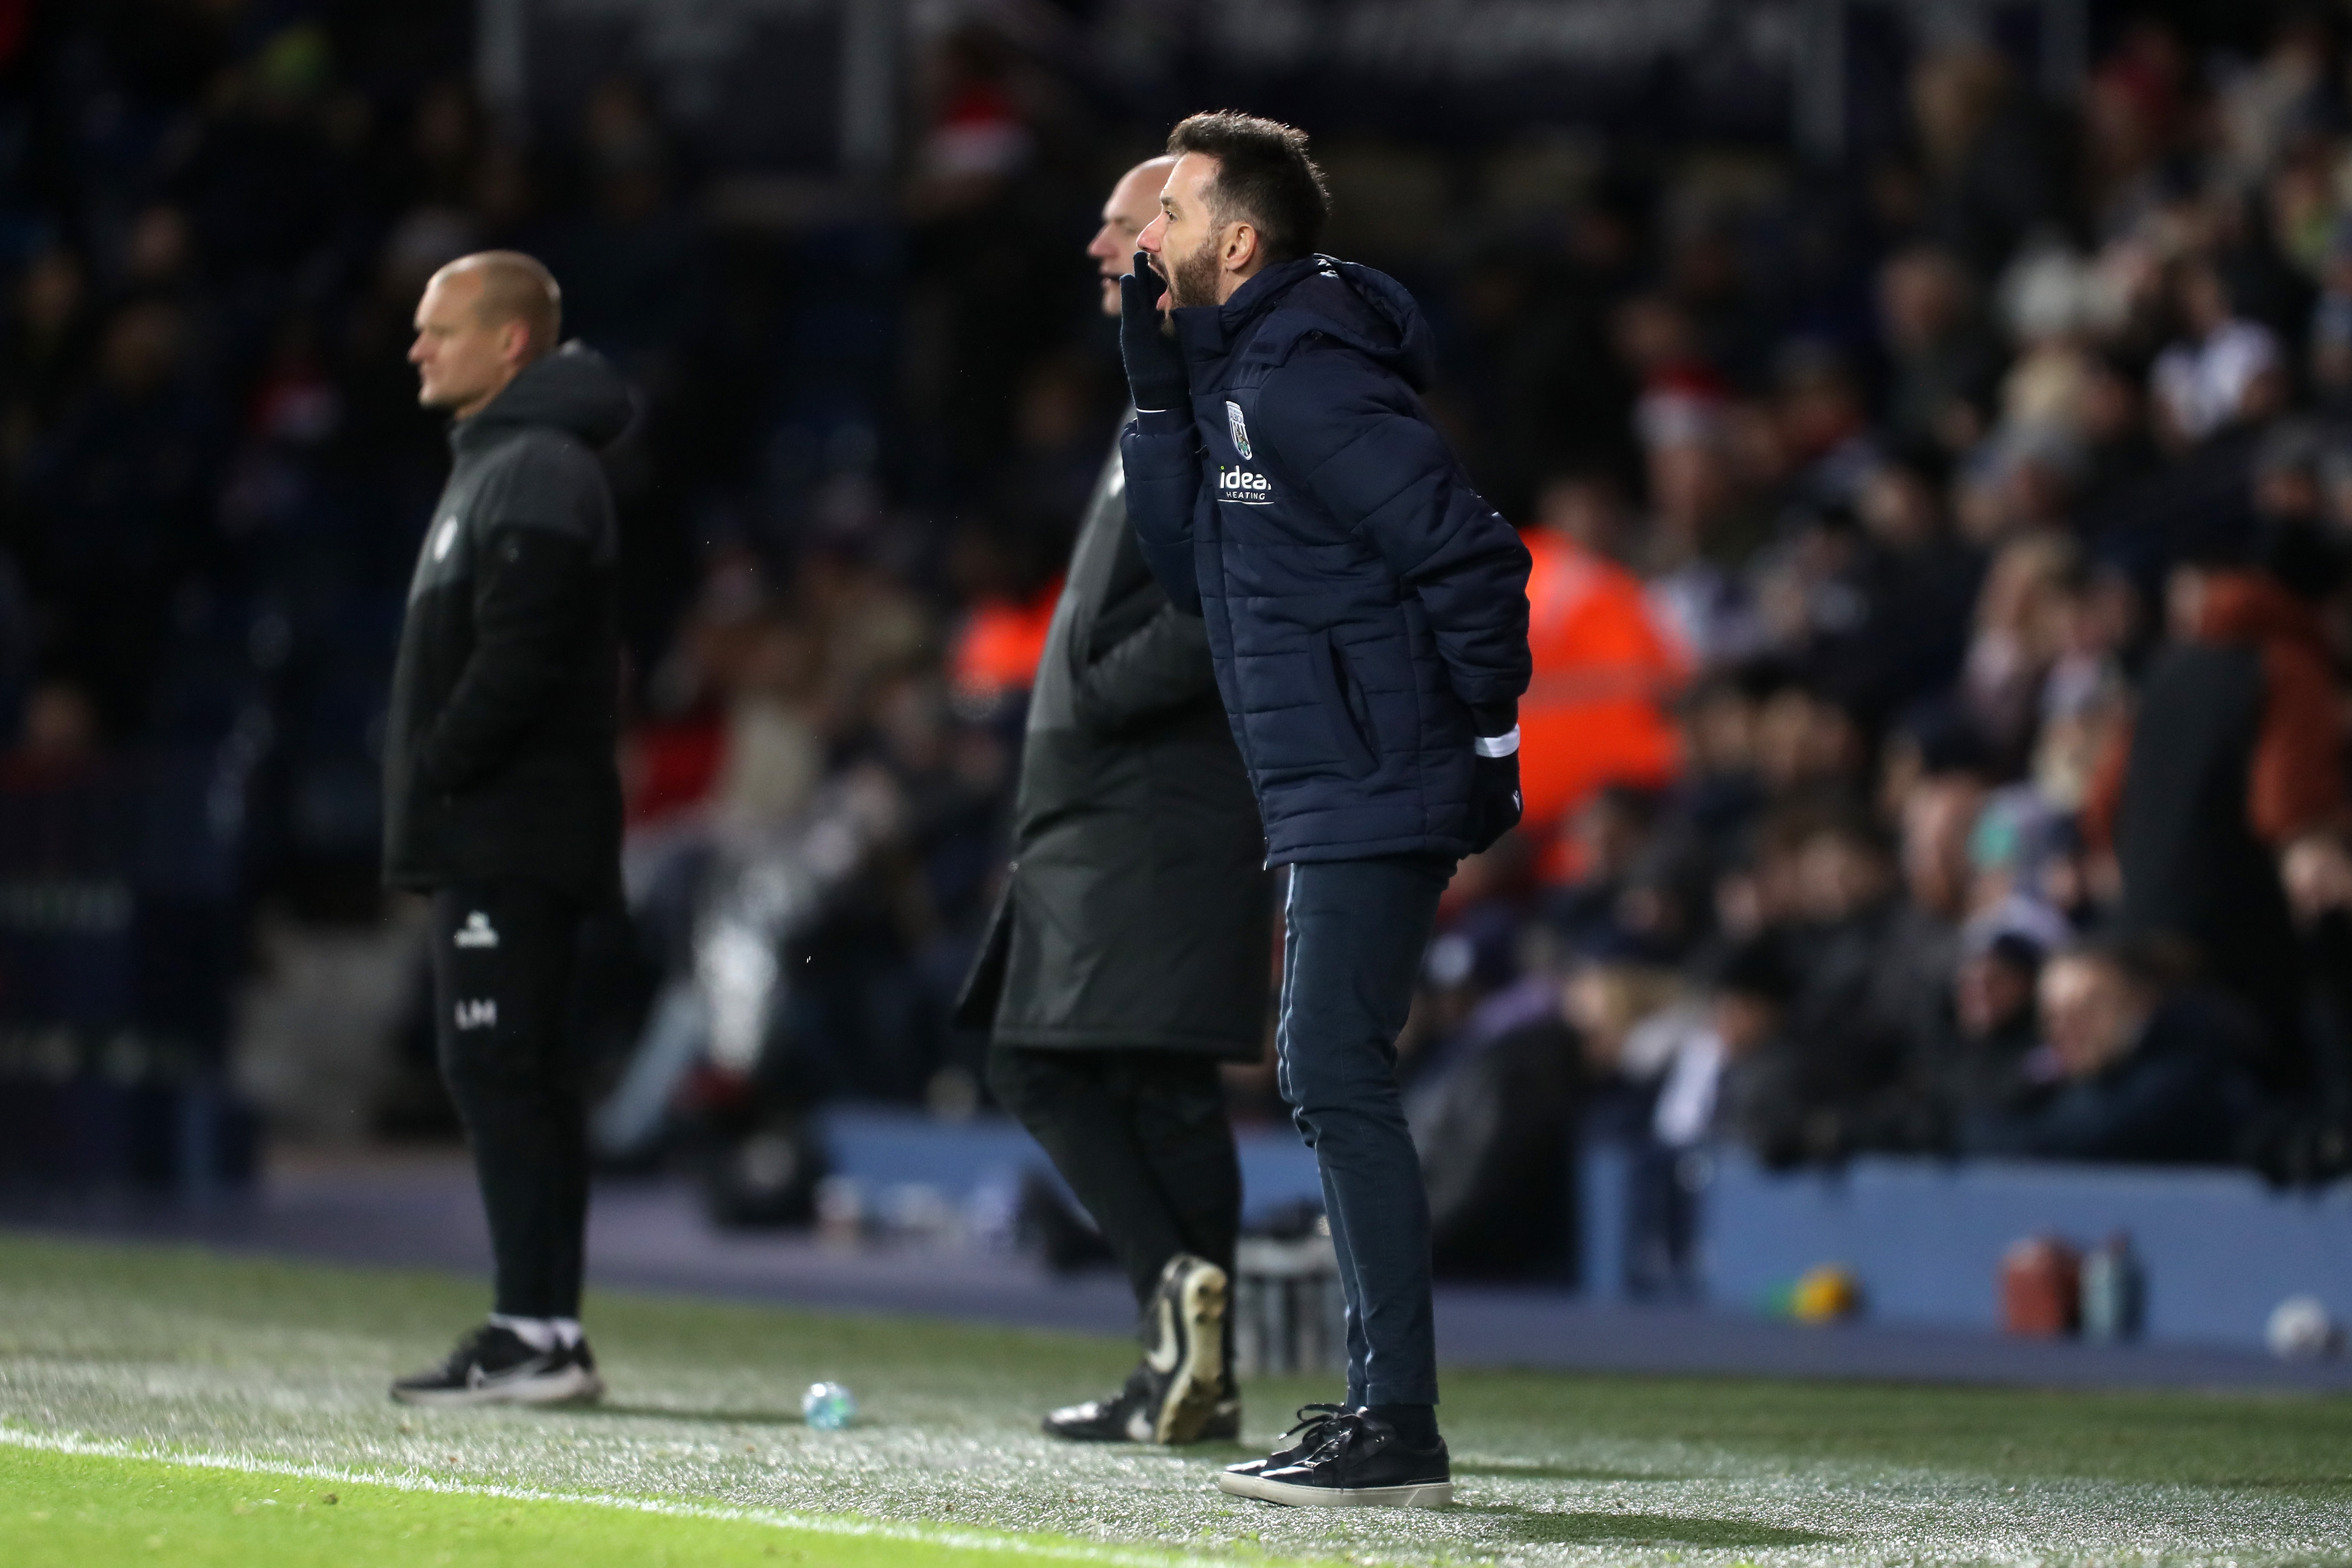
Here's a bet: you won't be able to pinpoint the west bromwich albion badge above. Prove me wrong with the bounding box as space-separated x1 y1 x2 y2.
1225 400 1252 460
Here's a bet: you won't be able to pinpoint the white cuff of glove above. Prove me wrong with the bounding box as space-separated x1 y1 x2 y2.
1474 726 1520 758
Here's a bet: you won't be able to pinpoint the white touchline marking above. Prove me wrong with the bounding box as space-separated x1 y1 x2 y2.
0 1424 1252 1568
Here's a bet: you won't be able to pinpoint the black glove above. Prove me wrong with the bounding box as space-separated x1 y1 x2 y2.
1467 748 1522 855
1118 250 1189 412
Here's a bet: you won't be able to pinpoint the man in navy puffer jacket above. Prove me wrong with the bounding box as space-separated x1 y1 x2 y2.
1120 111 1531 1509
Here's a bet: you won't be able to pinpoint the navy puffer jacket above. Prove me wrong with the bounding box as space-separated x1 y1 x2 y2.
1121 255 1532 865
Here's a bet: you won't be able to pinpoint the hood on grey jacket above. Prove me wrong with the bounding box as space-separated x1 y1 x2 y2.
454 341 634 454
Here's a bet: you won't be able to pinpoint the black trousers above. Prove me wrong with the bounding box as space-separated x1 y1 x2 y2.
429 880 589 1319
987 1045 1242 1310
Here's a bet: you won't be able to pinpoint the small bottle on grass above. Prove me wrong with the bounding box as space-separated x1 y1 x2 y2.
802 1381 857 1430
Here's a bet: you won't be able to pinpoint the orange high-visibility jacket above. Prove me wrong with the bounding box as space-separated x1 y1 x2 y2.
950 577 1062 706
1517 531 1686 834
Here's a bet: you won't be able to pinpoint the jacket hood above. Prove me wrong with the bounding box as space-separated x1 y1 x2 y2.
2193 569 2326 650
456 342 634 451
1178 255 1438 390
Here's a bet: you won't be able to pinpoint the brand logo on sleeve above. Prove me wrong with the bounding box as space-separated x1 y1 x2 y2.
454 912 500 949
454 999 498 1030
1225 400 1253 459
1217 466 1273 505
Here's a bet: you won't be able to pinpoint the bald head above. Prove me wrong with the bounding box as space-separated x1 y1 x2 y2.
410 250 563 419
1086 156 1178 317
445 250 562 357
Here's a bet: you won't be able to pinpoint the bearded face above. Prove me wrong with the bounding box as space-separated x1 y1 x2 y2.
1163 227 1225 310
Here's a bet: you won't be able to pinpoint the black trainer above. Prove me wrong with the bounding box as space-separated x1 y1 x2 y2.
1043 1253 1232 1444
1221 1401 1348 1480
390 1323 606 1408
1202 1378 1241 1442
1045 1367 1242 1444
1139 1252 1229 1442
1216 1409 1453 1508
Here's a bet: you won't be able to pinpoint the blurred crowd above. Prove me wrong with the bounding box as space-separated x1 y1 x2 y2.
11 3 2352 1229
1397 8 2352 1278
0 2 1093 1100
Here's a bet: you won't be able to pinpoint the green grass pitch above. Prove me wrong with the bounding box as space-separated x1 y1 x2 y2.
3 1232 2350 1565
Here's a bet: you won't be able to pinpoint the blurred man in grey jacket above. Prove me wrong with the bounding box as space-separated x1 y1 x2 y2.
960 158 1272 1446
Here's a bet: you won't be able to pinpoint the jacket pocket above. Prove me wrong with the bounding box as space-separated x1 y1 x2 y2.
1308 629 1380 778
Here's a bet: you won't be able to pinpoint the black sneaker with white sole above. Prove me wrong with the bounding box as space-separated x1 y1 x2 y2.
389 1324 606 1408
1216 1409 1452 1508
1042 1253 1232 1444
1221 1401 1348 1481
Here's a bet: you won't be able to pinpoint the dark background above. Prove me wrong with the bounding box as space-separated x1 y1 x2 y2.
5 0 2352 1204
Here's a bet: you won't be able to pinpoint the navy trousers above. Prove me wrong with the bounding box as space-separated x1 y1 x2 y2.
1276 854 1453 1408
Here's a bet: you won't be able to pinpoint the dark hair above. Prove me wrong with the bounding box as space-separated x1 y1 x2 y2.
2057 933 2197 995
2261 517 2350 603
1711 933 1798 1004
1984 932 2048 975
1166 110 1331 264
1797 804 1897 863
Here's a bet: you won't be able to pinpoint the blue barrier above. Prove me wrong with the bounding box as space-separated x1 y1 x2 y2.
814 1107 1324 1226
815 1110 2352 1355
1687 1150 2352 1351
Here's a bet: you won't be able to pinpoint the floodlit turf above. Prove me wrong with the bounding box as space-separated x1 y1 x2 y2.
3 1440 1255 1568
4 1232 2352 1566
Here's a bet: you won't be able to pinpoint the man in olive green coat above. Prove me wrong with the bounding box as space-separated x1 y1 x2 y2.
959 158 1271 1447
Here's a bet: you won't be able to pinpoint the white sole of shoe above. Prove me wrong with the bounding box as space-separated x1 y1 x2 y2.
391 1366 606 1409
1151 1259 1228 1445
1215 1470 1453 1508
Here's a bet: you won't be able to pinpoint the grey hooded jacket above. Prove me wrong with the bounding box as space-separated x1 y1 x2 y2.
382 344 633 905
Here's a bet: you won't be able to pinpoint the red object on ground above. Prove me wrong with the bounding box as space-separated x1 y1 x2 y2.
1517 531 1686 874
951 578 1061 706
2000 1235 2082 1337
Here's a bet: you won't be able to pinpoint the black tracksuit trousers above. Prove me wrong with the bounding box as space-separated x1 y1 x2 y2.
986 1045 1242 1309
429 881 589 1319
